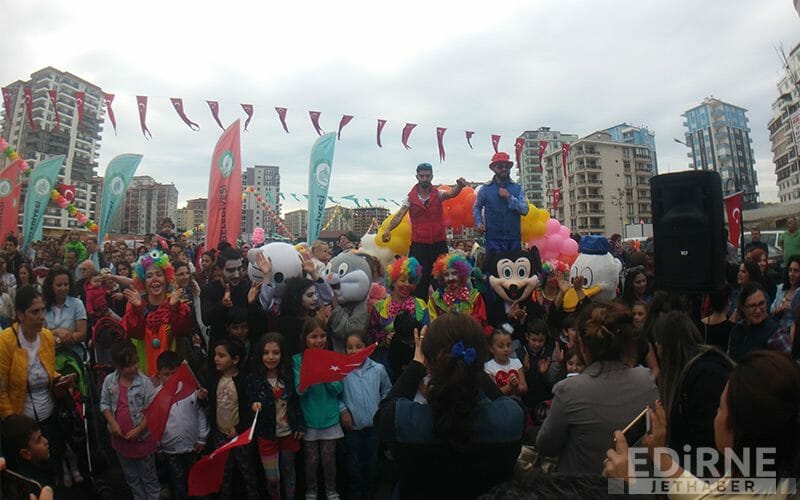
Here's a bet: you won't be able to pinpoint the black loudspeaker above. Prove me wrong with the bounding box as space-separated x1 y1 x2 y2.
650 171 726 292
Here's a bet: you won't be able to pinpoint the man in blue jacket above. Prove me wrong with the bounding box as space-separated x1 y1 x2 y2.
473 152 529 254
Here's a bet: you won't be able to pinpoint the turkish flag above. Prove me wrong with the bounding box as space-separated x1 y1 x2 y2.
561 143 571 177
136 95 152 139
376 119 387 147
514 137 525 170
103 93 117 135
58 183 76 202
298 343 378 393
491 134 501 153
74 91 85 131
724 192 743 247
23 87 35 131
309 111 323 136
1 87 12 123
170 98 200 130
187 412 258 497
337 114 353 140
241 104 254 131
401 123 416 150
538 140 548 172
275 107 289 133
47 90 60 131
437 127 447 162
207 101 224 130
553 188 561 210
143 363 199 443
465 130 475 149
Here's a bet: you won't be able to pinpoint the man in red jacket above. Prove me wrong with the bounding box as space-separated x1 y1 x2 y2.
382 163 466 300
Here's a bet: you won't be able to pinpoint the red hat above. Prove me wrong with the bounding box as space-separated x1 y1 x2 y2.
490 152 513 167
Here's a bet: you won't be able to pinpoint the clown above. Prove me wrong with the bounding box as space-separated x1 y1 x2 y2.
370 256 430 347
327 251 373 352
533 259 571 329
122 250 192 376
562 236 623 313
428 252 488 334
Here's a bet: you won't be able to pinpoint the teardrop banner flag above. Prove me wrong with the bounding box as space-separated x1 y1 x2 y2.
0 160 22 241
307 133 337 243
98 154 143 243
206 120 242 251
21 155 66 250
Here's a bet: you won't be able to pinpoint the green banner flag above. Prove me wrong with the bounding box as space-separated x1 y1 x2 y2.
22 155 65 250
98 154 143 242
307 132 336 242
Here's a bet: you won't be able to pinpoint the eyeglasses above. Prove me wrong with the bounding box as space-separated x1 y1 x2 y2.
494 164 512 170
744 301 767 311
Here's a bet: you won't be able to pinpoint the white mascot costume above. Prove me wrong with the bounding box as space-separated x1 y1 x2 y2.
247 242 303 311
563 235 622 313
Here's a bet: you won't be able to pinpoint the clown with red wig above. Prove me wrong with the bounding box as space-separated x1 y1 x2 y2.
369 256 430 347
122 250 192 376
428 252 488 334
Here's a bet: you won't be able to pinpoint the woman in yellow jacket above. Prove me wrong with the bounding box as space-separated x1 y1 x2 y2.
0 285 70 485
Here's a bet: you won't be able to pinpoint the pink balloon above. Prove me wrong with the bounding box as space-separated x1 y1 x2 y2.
548 234 564 253
528 237 546 252
541 248 559 261
561 237 579 256
546 218 560 236
559 225 571 238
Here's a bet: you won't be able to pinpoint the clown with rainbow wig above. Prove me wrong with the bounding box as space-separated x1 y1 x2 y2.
370 256 430 347
122 250 192 376
428 252 489 335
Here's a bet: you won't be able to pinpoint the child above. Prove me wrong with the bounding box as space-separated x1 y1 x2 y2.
516 319 555 412
100 339 160 500
206 337 258 500
340 331 392 499
485 327 527 396
247 332 305 500
155 351 209 500
294 318 343 500
226 307 251 360
631 300 648 331
564 345 586 377
1 414 52 497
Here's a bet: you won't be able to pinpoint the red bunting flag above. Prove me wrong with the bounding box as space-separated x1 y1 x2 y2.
436 127 447 162
188 412 258 497
47 90 60 131
136 95 152 139
207 100 224 130
337 114 353 140
514 137 526 170
491 134 501 153
1 87 12 123
103 93 117 135
724 192 743 248
58 183 76 202
553 188 561 210
538 141 548 172
23 87 36 131
561 143 571 177
275 107 289 133
298 343 378 393
309 111 323 136
465 131 475 149
143 363 199 442
74 91 85 131
376 119 387 147
0 160 22 240
170 98 199 131
401 123 417 150
241 104 254 131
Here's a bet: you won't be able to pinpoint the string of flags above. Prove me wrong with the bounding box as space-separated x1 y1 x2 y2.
1 87 573 165
243 186 402 209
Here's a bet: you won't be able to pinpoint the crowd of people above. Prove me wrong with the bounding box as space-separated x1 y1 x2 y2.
1 153 800 500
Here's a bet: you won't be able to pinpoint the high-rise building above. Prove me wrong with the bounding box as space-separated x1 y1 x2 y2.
682 97 759 208
352 207 390 237
120 176 178 235
1 67 105 234
175 198 207 231
543 130 653 237
323 205 352 233
769 43 800 203
242 165 280 241
517 128 578 207
284 209 308 239
603 123 658 175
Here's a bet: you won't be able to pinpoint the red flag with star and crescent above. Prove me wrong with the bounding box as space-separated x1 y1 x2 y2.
23 87 36 131
103 93 117 135
136 95 152 139
724 192 743 248
1 87 12 123
298 343 378 393
538 140 548 172
74 91 85 131
47 90 60 130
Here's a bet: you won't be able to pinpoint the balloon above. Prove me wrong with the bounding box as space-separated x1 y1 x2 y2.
559 225 571 238
528 237 546 252
376 211 411 255
548 234 564 252
561 237 579 256
538 208 550 223
545 218 560 235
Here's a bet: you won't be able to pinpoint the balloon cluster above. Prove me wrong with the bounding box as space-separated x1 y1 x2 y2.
520 202 551 241
242 186 294 239
375 211 411 255
0 136 31 178
183 223 205 239
439 185 477 228
51 187 99 232
527 219 579 264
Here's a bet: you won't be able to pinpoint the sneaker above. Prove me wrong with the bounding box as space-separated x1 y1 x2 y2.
305 494 317 500
327 491 341 500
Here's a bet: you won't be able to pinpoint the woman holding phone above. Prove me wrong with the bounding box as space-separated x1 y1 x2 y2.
0 286 74 485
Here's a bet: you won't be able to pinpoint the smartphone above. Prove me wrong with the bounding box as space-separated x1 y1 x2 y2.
1 469 43 499
618 406 651 447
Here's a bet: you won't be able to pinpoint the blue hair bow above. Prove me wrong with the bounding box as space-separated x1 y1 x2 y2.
451 341 477 365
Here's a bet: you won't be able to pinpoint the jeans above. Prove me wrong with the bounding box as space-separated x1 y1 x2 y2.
345 427 380 497
163 452 197 500
117 453 160 500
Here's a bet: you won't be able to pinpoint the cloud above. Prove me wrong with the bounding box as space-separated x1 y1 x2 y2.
1 0 797 213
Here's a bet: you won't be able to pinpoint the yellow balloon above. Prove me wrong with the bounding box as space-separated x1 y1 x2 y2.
376 211 411 255
521 203 543 242
538 208 550 223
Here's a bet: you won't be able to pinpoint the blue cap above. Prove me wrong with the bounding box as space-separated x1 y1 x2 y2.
579 235 609 255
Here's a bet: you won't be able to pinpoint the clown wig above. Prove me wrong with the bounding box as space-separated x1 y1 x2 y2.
386 256 422 288
541 259 569 279
431 252 472 282
132 249 175 293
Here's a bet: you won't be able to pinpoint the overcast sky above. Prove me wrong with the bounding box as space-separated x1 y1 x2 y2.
2 0 797 212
